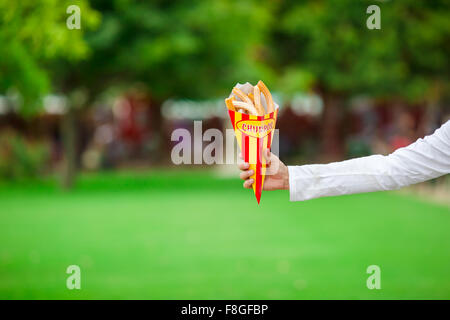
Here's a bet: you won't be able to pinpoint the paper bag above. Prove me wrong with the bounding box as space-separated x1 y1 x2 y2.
227 83 278 204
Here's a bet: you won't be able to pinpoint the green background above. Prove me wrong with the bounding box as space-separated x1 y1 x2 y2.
1 171 449 299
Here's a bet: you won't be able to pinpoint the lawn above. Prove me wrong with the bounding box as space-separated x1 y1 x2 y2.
0 170 449 299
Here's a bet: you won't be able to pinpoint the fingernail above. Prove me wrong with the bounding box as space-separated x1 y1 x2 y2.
244 163 249 168
248 170 254 175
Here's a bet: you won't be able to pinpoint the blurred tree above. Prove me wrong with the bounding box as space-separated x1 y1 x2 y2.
0 0 100 188
273 0 450 159
51 0 275 168
5 0 447 185
0 0 100 113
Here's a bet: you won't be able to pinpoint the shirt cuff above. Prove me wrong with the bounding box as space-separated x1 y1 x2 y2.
288 166 299 202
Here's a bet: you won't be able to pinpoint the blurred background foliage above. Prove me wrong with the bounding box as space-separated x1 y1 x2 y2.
3 0 447 110
276 0 449 100
0 129 49 180
0 0 100 113
0 0 450 300
0 0 449 185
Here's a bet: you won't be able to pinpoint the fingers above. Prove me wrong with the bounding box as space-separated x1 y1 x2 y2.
243 178 254 189
240 151 273 171
239 159 254 188
238 162 249 170
240 169 254 180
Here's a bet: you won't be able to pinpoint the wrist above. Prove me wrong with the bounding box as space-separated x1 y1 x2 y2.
283 166 290 190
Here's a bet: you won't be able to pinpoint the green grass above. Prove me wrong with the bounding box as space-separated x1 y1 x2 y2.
0 170 449 299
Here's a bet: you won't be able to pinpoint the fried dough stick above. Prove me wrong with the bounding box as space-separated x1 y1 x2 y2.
232 101 258 115
225 96 235 111
257 80 274 114
253 85 265 116
232 87 253 105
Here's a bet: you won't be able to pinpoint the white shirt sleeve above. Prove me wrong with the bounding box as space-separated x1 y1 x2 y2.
288 120 450 201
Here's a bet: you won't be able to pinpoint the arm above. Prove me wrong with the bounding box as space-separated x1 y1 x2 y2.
288 121 450 201
239 121 450 201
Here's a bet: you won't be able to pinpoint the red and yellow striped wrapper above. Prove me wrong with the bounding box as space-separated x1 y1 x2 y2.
228 109 278 204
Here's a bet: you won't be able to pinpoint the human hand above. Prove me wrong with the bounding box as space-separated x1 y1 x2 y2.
239 150 289 191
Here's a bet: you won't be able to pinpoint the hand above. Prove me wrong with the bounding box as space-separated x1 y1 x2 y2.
239 150 289 191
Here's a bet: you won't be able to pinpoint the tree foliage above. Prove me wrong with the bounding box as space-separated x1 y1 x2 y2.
54 0 275 102
274 0 450 101
0 0 100 113
1 0 449 110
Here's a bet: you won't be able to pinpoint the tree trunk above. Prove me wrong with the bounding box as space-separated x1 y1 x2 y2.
61 107 77 190
320 93 344 162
